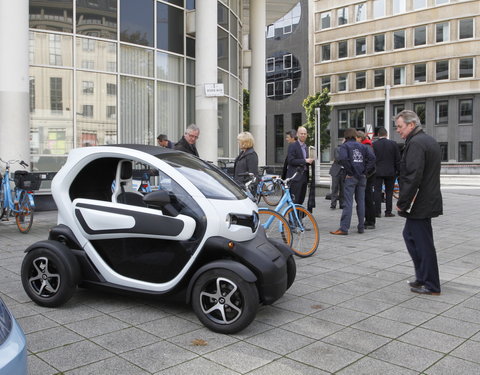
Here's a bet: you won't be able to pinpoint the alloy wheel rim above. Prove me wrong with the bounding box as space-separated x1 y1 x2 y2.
199 277 243 325
28 257 61 297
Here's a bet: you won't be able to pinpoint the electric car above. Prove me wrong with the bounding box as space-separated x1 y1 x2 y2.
21 145 295 334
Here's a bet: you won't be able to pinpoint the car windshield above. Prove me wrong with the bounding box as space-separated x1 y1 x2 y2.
157 153 247 200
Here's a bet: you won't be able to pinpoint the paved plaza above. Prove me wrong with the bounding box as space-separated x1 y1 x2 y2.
1 184 480 374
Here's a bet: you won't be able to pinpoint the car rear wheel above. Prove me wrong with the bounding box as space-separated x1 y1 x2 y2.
21 247 79 307
191 268 259 334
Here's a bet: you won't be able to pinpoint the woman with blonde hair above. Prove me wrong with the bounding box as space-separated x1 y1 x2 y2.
233 131 259 185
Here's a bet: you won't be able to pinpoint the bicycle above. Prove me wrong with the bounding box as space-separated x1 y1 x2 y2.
258 171 319 257
243 173 284 206
0 158 39 233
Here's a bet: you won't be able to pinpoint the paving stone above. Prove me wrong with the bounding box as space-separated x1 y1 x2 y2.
282 316 344 340
274 296 332 315
28 354 58 375
248 357 328 375
17 314 59 334
421 316 480 339
322 327 391 354
425 355 480 375
137 315 202 339
287 341 363 373
450 340 480 363
39 303 103 325
398 327 465 353
304 288 356 305
65 356 149 375
167 327 239 355
337 356 417 375
339 296 394 315
91 327 160 354
203 341 280 373
65 314 130 338
109 305 170 325
351 316 414 339
245 327 315 355
441 305 480 324
311 306 370 326
155 357 239 375
254 305 304 326
27 326 83 353
377 306 436 325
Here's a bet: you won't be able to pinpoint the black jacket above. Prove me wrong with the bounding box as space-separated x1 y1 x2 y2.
338 139 376 179
373 137 400 177
397 127 443 219
286 141 309 180
233 148 259 184
174 136 199 157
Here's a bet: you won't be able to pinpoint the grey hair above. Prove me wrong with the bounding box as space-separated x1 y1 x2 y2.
395 110 421 127
185 123 200 134
286 129 297 138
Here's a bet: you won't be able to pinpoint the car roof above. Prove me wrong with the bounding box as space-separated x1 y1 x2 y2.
107 144 180 156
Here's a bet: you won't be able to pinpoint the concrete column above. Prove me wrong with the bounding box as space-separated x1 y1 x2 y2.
195 0 218 163
0 0 30 167
249 0 266 166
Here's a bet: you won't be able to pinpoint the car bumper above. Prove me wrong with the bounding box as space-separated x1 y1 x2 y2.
0 319 27 375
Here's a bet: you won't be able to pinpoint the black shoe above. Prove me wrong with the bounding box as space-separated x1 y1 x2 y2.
410 286 440 295
365 225 375 229
375 214 381 218
407 280 423 288
357 229 364 234
330 206 336 209
385 213 395 217
340 205 345 209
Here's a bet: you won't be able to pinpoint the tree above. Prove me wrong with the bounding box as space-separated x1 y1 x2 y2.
242 89 250 131
302 89 331 151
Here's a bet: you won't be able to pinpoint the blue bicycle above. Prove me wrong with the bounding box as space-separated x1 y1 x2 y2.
258 172 319 257
0 159 38 233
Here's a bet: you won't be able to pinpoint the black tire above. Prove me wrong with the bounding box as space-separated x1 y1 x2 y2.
21 247 79 307
191 268 259 334
262 180 283 206
16 192 34 233
286 255 296 290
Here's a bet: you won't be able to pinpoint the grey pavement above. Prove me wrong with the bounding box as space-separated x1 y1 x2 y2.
1 186 480 374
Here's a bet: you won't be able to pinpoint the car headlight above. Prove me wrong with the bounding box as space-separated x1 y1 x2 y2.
227 212 259 232
0 298 13 345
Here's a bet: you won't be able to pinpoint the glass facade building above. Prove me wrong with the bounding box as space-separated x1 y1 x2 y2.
28 0 243 172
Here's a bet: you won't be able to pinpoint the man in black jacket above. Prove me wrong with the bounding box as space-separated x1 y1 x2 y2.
174 124 200 157
395 110 443 295
373 127 401 218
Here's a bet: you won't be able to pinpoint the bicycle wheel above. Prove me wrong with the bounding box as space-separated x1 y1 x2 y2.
261 180 283 206
258 208 292 246
284 205 319 257
15 192 34 233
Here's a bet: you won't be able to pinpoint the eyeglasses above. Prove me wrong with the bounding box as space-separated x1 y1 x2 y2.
186 133 199 139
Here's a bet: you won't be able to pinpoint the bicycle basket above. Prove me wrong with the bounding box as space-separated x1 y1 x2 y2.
14 171 41 190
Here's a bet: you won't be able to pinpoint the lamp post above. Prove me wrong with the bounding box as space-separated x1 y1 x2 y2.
314 107 321 182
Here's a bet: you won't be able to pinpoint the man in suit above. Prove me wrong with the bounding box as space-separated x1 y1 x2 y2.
286 126 314 204
395 110 442 295
373 127 401 218
281 129 297 180
174 124 200 157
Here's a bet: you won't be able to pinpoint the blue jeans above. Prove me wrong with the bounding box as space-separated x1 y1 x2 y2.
340 175 366 232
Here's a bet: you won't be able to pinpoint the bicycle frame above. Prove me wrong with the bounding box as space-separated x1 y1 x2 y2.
1 163 35 215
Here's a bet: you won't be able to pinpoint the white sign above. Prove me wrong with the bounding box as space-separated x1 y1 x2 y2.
366 123 374 138
204 83 224 97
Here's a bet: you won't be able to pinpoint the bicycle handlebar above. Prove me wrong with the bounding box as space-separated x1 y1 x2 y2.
0 158 29 169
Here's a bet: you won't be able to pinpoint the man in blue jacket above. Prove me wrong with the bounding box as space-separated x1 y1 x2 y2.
330 128 375 235
395 110 443 295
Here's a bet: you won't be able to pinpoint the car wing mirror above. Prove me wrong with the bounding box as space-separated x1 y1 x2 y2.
143 190 179 217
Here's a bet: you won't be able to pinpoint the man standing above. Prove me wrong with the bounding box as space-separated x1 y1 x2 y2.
174 124 200 157
356 131 376 229
373 127 400 218
395 110 443 295
328 143 345 209
330 128 375 235
281 129 297 180
286 126 314 204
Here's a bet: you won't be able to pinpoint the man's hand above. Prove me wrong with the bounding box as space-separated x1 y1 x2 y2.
306 158 314 164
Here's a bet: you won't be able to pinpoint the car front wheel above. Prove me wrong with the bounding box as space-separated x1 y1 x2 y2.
191 268 259 334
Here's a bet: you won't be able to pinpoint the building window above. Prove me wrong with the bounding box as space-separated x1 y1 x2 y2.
338 110 348 133
267 82 274 97
321 76 331 92
266 58 275 72
459 19 474 39
414 26 427 46
283 54 292 70
349 108 365 128
82 81 94 95
82 105 94 117
356 72 366 89
292 113 302 128
106 83 117 96
436 0 449 5
337 7 348 26
414 64 427 83
338 40 348 58
436 60 449 80
374 69 385 87
106 106 116 119
393 30 405 49
82 38 95 52
29 77 35 113
49 34 62 65
355 38 366 56
439 142 448 162
459 142 472 162
374 34 385 52
283 79 292 95
393 0 406 14
459 99 473 123
393 66 406 85
459 58 474 78
414 102 426 125
355 3 367 22
374 106 385 128
373 0 385 18
413 0 426 10
435 101 448 124
322 45 331 61
157 2 183 54
321 12 331 29
274 115 284 163
436 22 449 43
50 77 63 114
81 60 95 69
338 74 348 92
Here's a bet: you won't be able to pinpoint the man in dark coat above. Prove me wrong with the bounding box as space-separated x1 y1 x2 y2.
174 124 200 157
286 126 314 204
395 110 443 295
329 144 345 209
373 127 401 218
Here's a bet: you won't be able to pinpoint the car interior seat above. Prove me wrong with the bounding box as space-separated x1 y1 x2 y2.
112 160 145 207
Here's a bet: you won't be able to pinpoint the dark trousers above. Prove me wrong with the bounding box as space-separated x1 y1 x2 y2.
365 175 376 225
330 173 345 208
403 218 441 292
290 172 308 205
375 176 395 215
